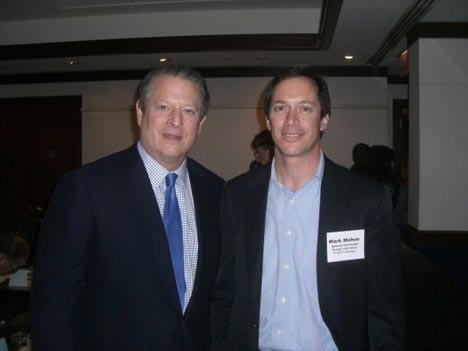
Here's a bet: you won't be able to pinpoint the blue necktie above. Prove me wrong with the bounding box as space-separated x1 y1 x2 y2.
163 173 185 309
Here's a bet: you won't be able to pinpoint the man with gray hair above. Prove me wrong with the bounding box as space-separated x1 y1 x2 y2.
31 65 224 351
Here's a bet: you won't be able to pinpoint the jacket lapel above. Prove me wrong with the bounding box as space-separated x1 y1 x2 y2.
118 146 181 312
316 157 348 342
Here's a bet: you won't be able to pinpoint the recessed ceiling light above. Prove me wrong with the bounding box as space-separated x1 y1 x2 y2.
159 58 167 62
69 60 78 65
344 55 354 60
255 55 268 61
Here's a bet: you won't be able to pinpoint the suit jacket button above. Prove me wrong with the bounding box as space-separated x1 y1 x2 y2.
252 323 257 328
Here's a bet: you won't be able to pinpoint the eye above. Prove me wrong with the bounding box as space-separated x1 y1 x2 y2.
300 105 314 112
156 104 169 111
272 105 287 113
183 107 200 118
183 108 195 115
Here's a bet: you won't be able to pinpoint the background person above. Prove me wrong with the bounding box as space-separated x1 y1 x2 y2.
350 142 370 175
249 129 274 170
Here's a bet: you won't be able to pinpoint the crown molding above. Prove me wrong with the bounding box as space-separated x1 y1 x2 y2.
408 22 468 47
0 66 388 84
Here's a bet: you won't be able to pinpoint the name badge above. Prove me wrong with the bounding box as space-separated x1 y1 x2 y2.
327 229 365 263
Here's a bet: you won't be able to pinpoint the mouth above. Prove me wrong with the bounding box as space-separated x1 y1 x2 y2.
281 131 303 141
162 133 182 141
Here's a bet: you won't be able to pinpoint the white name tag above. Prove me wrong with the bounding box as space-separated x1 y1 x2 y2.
327 229 365 263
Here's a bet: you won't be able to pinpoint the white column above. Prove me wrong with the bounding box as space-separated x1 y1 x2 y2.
408 38 468 231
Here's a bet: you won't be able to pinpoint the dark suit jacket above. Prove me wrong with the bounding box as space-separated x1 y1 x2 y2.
212 157 405 351
30 144 224 351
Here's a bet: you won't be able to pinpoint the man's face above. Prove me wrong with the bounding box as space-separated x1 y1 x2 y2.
254 147 272 166
266 76 329 161
136 75 206 170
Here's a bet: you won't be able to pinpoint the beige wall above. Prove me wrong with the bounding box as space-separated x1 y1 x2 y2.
0 76 392 180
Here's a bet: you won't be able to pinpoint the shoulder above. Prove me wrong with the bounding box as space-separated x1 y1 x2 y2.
81 145 137 174
187 157 225 189
225 163 270 195
59 145 139 189
323 157 385 199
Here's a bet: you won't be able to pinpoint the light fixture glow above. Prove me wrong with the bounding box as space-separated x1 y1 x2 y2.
344 55 354 60
254 55 268 61
159 58 167 62
69 60 78 65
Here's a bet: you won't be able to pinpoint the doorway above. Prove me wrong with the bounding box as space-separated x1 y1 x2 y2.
0 96 82 232
393 99 409 186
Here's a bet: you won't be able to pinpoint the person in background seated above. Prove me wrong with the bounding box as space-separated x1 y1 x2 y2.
249 129 274 170
0 232 30 283
0 231 31 323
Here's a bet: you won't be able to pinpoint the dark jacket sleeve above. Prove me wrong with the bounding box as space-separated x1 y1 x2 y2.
30 171 94 351
368 186 406 350
211 184 237 351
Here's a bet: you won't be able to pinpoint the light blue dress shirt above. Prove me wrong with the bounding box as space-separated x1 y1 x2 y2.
259 152 338 351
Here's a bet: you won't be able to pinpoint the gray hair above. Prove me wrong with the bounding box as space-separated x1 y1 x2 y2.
137 65 210 117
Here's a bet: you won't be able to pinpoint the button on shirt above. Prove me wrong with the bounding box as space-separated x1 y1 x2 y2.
259 152 337 351
137 142 198 312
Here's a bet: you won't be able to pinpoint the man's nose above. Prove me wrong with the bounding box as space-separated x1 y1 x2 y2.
285 109 298 126
168 109 183 127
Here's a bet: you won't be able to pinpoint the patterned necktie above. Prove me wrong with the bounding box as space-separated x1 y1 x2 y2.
163 173 185 310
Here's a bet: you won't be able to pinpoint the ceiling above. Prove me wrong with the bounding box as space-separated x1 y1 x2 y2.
0 0 467 81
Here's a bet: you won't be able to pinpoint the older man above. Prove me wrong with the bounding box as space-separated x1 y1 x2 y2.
31 65 224 351
212 66 405 350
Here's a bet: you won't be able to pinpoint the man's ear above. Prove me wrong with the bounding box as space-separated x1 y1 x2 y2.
265 116 271 130
136 101 143 127
197 116 207 135
320 114 330 132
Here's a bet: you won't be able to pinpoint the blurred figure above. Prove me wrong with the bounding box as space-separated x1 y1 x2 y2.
367 145 408 232
0 232 30 283
350 142 370 174
0 232 31 336
0 156 6 231
249 129 274 170
17 205 44 266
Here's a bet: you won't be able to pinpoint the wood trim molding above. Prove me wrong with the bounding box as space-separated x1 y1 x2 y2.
401 223 468 248
0 34 323 61
0 95 82 106
0 66 388 84
408 22 468 47
387 75 408 85
367 0 437 66
318 0 343 50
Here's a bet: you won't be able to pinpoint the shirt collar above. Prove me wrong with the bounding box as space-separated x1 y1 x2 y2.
137 140 189 188
270 150 325 191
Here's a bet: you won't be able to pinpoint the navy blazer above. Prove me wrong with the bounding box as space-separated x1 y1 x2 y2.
212 157 405 351
30 144 224 351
